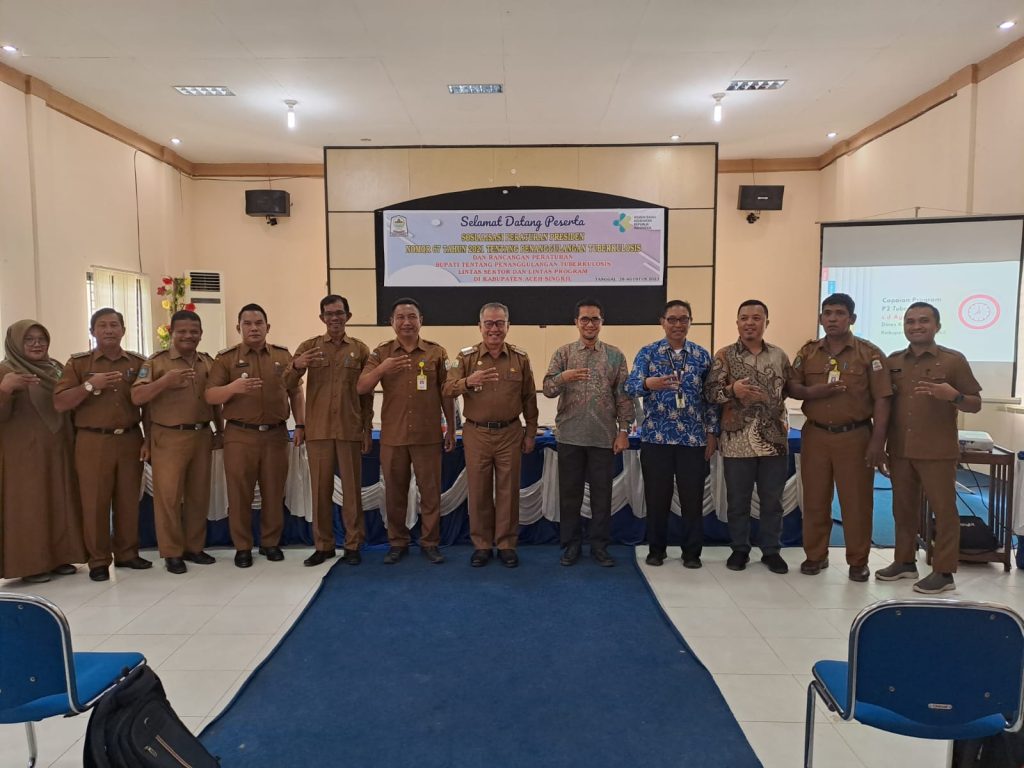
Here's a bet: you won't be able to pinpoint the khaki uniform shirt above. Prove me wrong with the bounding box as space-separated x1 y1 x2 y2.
887 344 981 460
363 338 449 447
55 348 145 429
789 336 892 426
208 343 296 424
132 348 215 426
285 333 373 441
442 341 539 430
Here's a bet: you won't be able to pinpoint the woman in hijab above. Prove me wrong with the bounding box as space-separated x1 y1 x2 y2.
0 320 86 582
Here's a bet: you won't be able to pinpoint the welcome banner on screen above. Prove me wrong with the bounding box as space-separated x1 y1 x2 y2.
382 208 665 287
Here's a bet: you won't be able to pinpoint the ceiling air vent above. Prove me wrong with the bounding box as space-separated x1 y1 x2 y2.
727 80 787 91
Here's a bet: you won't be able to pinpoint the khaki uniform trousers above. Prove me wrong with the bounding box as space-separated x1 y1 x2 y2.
462 422 522 550
890 457 959 573
380 443 441 548
150 425 212 558
306 439 364 552
223 424 289 551
75 429 144 569
800 424 873 566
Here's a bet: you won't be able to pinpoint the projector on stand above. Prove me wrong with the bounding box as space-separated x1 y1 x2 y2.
958 430 994 452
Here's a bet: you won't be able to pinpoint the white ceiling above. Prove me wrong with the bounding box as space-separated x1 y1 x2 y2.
1 0 1022 163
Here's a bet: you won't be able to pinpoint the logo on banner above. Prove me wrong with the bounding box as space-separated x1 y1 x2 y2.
388 215 408 236
958 294 1000 330
612 213 633 233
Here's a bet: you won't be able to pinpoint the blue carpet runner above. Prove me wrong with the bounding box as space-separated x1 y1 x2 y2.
201 547 762 767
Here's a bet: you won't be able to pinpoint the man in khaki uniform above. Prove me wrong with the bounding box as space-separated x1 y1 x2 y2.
876 302 982 594
206 303 305 568
286 294 373 567
357 298 455 565
54 307 150 582
132 310 221 574
443 302 538 568
787 293 891 582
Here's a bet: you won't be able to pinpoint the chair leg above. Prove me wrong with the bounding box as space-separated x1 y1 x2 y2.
804 681 818 768
24 721 38 768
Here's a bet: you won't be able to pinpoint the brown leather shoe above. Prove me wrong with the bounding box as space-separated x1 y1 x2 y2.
848 565 870 582
800 556 829 575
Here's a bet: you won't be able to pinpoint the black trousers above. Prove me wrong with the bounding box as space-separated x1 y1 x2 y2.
557 442 614 549
640 443 708 558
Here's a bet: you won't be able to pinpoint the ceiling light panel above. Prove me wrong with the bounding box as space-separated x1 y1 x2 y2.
174 85 235 96
447 83 503 94
726 79 788 91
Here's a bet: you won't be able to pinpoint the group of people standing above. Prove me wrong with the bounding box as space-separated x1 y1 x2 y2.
0 290 980 595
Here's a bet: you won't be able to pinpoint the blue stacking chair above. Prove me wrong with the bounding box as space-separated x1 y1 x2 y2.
804 598 1024 768
0 592 145 767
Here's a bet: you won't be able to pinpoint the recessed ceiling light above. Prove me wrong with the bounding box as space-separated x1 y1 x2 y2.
712 93 725 123
284 99 297 130
173 85 235 96
727 79 787 91
827 131 837 139
670 134 680 141
1 44 18 53
448 83 503 94
170 137 181 145
999 20 1016 29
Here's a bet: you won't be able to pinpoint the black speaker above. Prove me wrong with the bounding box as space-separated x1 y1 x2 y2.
245 189 290 217
737 185 784 211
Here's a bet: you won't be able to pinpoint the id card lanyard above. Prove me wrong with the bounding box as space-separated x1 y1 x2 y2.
416 360 428 391
827 357 841 384
669 347 688 409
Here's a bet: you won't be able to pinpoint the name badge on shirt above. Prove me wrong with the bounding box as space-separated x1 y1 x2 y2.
827 357 841 384
416 361 428 391
675 392 686 409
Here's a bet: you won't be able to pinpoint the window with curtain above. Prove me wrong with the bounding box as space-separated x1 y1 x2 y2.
85 268 151 354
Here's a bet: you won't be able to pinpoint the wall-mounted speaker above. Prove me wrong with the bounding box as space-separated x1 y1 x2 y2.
245 189 291 217
737 185 784 211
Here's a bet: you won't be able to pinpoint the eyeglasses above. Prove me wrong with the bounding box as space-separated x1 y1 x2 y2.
663 316 691 325
577 316 603 326
481 320 507 330
24 336 49 346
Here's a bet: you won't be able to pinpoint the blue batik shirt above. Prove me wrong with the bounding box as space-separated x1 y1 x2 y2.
624 338 720 446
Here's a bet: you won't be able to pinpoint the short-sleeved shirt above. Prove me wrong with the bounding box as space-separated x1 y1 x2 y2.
886 344 981 460
789 336 892 426
442 341 539 430
543 339 634 449
132 348 215 426
363 337 449 447
286 333 372 441
55 348 145 430
705 339 792 458
208 343 296 425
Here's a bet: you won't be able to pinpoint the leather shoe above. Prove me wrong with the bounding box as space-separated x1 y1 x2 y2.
303 549 336 567
682 556 703 569
422 546 445 564
761 553 789 574
497 549 518 568
592 548 615 567
89 566 110 582
726 551 749 571
234 550 253 568
183 551 216 565
22 572 51 584
470 549 492 567
342 548 361 566
165 557 187 575
560 541 581 566
258 546 284 562
800 556 829 575
114 556 152 570
645 551 665 566
383 546 408 565
848 565 870 582
51 563 77 576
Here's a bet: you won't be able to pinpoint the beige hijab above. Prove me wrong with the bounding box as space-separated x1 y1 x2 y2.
2 319 64 433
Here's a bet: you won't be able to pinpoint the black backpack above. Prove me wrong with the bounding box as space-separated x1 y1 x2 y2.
83 664 220 768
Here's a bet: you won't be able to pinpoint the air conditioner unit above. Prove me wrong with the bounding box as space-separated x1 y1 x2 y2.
187 270 226 353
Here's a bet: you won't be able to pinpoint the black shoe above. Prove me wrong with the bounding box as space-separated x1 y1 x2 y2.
848 565 870 583
726 551 750 571
303 549 336 567
165 557 187 575
592 548 616 567
258 546 284 562
51 563 77 576
383 547 408 565
89 566 110 582
183 551 216 565
682 556 703 569
645 551 666 566
470 549 492 567
342 548 361 566
560 542 581 566
761 553 789 574
498 549 519 568
422 546 445 564
234 550 253 568
114 557 153 570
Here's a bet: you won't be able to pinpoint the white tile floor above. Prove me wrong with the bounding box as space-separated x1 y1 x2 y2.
1 544 1018 767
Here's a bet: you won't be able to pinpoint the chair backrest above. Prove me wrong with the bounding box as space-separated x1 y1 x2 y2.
0 593 78 715
850 599 1024 731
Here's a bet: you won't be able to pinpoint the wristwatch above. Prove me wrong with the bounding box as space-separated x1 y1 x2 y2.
952 392 965 405
83 381 95 394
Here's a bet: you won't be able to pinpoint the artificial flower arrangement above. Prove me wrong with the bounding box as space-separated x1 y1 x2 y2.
155 276 196 349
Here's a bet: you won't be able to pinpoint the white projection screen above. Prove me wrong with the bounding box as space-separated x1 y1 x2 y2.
821 216 1024 398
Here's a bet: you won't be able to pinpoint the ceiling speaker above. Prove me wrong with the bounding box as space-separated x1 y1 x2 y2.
245 189 291 217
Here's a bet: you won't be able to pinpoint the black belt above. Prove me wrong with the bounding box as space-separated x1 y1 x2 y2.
227 419 286 432
78 424 140 436
154 422 210 431
465 418 516 430
809 419 872 434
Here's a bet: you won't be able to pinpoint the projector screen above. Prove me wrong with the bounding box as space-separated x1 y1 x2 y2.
820 216 1024 398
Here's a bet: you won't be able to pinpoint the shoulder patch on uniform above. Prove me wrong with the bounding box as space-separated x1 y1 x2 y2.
509 344 528 356
70 351 91 359
871 359 883 371
217 346 235 356
137 365 150 378
449 358 460 369
460 346 476 355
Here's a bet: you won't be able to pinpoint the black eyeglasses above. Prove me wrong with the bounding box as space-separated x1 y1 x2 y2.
577 316 603 326
663 316 691 325
481 320 507 330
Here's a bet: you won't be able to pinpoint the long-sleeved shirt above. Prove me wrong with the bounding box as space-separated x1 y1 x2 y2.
624 338 719 446
543 339 633 449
